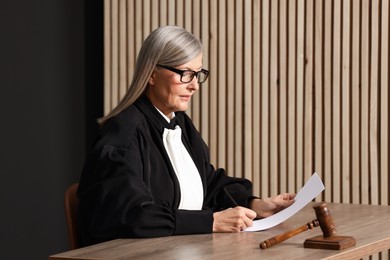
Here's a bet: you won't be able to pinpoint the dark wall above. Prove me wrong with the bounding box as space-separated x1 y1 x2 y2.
0 1 102 259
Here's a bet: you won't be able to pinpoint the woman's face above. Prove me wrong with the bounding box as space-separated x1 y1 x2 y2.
146 53 203 118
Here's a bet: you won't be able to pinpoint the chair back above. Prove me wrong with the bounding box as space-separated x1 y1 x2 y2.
64 183 80 249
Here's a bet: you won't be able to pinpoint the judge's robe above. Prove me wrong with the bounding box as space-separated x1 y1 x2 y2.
78 95 254 246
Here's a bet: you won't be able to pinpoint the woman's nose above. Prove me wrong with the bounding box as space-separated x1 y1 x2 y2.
187 78 199 91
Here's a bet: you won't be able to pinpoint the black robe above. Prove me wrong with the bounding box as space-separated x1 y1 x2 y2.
77 95 254 246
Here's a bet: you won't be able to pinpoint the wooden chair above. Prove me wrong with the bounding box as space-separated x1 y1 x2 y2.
64 183 81 249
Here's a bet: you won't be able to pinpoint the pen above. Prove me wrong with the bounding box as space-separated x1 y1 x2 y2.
223 187 238 207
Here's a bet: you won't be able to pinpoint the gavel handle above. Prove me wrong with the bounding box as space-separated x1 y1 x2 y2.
260 219 320 249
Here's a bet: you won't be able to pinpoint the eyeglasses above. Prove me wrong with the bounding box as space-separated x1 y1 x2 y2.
156 64 209 83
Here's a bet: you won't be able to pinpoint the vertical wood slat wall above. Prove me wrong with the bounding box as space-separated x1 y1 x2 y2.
104 0 389 206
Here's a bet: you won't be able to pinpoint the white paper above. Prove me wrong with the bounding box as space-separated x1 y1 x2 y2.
244 172 325 232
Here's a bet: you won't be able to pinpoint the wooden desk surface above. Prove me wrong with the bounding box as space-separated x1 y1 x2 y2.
50 203 390 260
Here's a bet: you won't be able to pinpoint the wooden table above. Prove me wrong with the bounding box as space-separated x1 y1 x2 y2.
50 203 390 260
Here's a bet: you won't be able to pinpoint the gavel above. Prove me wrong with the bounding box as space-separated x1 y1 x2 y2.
260 203 356 250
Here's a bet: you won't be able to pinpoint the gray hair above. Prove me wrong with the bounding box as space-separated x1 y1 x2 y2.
98 25 203 125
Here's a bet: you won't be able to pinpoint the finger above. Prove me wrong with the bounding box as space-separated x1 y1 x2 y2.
281 193 296 200
242 207 257 219
233 207 256 230
242 215 254 229
278 197 295 207
234 215 253 231
287 193 296 200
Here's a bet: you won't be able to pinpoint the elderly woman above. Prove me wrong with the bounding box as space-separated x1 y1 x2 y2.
78 25 295 246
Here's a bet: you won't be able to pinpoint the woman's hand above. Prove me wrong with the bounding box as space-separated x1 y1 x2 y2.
213 207 257 232
250 193 296 218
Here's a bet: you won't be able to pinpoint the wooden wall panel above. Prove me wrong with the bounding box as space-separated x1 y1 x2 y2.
104 0 389 206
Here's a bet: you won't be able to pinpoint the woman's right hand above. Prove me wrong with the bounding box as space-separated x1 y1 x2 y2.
212 207 257 232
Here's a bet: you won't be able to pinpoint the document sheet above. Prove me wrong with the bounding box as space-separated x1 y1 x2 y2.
244 172 325 232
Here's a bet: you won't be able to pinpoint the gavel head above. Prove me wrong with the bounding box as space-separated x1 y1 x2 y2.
313 203 337 237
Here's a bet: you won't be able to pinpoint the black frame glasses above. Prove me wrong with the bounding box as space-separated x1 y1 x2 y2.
156 64 209 83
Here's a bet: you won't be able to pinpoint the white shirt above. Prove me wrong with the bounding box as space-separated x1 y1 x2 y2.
156 108 204 210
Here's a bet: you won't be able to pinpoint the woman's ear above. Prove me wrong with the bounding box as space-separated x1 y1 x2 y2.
148 71 156 86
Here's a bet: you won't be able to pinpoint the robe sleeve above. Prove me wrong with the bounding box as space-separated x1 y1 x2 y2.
203 163 256 211
78 137 213 246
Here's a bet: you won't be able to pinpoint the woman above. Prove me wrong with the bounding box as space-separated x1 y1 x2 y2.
78 25 295 246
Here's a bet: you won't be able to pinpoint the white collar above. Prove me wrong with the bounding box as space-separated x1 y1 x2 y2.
154 106 175 123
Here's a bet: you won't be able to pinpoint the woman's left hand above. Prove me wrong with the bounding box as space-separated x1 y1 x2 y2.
249 193 296 218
